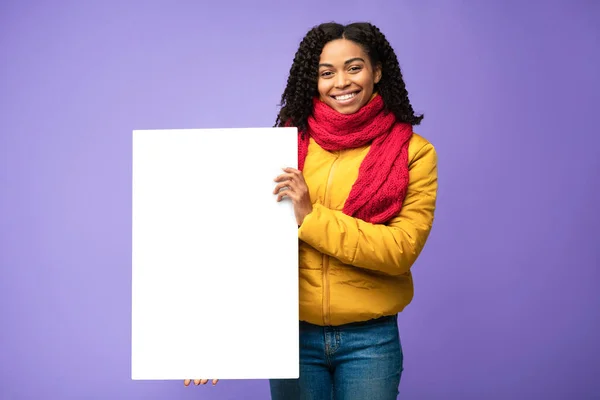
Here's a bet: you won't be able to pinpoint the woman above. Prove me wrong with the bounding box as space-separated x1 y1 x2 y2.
185 21 437 399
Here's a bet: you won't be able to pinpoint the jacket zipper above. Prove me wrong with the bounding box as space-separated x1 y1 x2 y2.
322 155 339 326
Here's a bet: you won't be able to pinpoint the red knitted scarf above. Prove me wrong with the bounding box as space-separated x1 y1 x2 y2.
298 95 413 224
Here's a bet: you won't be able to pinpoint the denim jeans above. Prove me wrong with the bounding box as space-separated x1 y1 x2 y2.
270 315 403 400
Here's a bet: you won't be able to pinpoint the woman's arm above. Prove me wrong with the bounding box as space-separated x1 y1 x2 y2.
298 142 438 276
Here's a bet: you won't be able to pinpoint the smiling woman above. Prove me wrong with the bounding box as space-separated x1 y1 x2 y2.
185 21 438 400
272 22 437 400
269 22 437 400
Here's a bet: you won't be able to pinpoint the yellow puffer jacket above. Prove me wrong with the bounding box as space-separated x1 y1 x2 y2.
297 133 438 326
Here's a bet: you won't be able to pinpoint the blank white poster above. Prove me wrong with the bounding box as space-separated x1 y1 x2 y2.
131 127 299 380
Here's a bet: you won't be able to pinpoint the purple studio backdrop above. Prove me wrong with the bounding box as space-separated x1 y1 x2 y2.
1 1 599 399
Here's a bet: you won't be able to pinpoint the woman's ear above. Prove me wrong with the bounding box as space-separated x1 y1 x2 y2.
374 64 382 84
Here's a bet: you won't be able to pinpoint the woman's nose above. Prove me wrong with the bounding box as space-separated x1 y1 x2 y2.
334 73 350 88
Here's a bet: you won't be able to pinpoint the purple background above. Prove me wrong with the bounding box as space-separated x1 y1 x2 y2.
1 1 598 399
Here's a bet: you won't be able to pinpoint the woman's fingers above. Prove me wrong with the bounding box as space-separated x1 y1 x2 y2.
282 168 307 183
274 168 306 195
274 173 295 184
274 168 310 213
283 167 301 174
277 188 296 202
275 167 305 184
184 379 217 386
273 180 294 195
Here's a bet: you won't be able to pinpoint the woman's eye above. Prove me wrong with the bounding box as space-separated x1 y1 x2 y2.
349 66 362 72
320 71 333 77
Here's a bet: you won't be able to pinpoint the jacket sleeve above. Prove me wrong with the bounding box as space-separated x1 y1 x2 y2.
297 142 438 276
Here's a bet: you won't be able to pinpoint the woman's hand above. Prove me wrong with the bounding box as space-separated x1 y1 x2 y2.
184 379 219 386
274 167 313 226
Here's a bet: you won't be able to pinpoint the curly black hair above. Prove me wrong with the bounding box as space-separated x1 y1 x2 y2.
275 22 423 133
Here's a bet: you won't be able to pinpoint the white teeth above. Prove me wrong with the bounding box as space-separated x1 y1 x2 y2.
334 93 356 101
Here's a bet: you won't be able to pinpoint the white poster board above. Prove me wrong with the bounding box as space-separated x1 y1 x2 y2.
131 127 299 380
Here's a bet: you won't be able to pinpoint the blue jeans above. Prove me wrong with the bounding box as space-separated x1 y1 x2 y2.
270 315 403 400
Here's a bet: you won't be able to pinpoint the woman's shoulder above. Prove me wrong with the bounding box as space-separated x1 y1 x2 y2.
408 132 436 165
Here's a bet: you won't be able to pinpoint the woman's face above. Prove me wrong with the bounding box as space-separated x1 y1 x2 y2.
317 39 382 115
